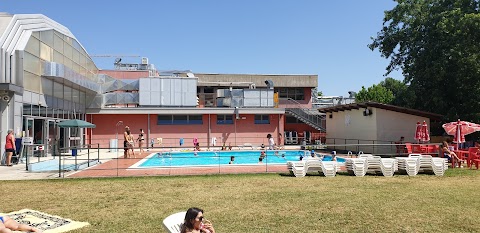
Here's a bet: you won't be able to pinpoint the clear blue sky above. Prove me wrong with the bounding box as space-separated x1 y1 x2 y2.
3 0 402 97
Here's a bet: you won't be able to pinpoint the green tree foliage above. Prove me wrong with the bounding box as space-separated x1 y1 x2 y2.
379 77 415 107
355 84 394 104
369 0 480 122
317 91 323 96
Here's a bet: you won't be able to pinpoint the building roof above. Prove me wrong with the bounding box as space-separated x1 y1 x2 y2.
318 102 443 120
193 73 318 88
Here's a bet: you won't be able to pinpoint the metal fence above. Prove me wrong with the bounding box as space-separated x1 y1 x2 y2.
16 137 443 178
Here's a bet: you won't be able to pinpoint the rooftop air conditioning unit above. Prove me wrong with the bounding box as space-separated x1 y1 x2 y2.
141 57 148 65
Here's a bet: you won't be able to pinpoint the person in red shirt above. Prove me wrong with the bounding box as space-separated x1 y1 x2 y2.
4 129 15 166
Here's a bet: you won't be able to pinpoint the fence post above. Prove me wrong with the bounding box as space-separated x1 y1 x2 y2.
74 146 78 171
97 143 100 163
357 140 359 154
88 144 90 167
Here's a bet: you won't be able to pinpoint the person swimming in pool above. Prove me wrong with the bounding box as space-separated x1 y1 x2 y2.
0 215 42 232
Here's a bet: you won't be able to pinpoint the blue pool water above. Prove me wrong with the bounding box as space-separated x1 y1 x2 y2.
136 150 346 168
323 155 346 163
137 150 308 167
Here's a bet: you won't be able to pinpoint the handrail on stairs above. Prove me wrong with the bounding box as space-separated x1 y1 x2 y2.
281 98 325 131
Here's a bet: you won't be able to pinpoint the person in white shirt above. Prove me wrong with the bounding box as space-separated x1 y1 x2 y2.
267 133 275 150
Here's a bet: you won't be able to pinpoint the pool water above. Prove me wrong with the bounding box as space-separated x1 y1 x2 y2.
322 155 346 163
137 150 309 167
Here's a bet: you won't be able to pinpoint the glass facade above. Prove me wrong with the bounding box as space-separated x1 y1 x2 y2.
23 29 99 119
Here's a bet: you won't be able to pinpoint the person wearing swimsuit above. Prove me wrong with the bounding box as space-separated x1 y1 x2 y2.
123 126 130 159
137 129 145 154
0 215 42 232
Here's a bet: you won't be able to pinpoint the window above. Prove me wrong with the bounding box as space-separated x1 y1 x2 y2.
157 115 203 125
286 116 301 123
188 115 203 124
157 115 172 125
275 88 305 100
217 115 233 124
255 114 270 124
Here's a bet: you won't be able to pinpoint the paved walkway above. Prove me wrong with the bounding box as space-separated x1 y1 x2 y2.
1 147 303 180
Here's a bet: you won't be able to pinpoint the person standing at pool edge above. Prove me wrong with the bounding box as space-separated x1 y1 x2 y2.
137 129 145 154
267 133 275 150
123 126 130 159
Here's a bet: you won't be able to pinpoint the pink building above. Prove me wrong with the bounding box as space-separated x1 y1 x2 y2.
87 66 324 149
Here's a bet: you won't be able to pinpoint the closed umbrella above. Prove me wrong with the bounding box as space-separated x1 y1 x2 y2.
414 121 422 143
442 119 480 143
421 121 430 143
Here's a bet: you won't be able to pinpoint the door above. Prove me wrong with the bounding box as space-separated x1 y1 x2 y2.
45 120 57 156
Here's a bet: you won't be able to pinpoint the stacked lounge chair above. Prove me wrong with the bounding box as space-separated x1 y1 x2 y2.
287 161 306 177
416 154 448 176
345 158 368 177
318 161 338 177
396 156 420 176
346 154 397 177
365 156 397 177
287 157 337 177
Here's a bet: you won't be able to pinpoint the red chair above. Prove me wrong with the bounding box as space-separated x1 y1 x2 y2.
404 143 413 154
467 148 480 169
467 147 479 168
411 144 425 153
428 145 440 156
473 158 480 169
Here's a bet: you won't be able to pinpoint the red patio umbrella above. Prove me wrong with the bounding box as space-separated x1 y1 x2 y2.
442 119 480 143
414 121 422 142
420 121 430 143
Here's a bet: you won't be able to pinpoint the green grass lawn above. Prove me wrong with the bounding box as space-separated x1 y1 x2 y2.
1 169 480 233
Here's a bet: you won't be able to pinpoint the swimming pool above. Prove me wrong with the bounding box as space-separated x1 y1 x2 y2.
134 150 309 168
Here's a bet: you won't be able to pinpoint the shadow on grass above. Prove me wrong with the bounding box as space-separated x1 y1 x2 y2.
277 169 480 178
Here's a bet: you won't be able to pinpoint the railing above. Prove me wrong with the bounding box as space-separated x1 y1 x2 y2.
324 138 443 157
283 98 326 131
9 139 448 178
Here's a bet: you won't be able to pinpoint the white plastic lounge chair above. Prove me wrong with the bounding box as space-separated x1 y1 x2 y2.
416 154 448 176
396 156 420 176
319 161 338 177
291 161 306 177
345 158 368 177
238 143 254 150
163 211 186 233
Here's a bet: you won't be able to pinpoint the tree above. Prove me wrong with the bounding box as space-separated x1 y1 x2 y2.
355 84 394 104
317 91 323 97
379 77 415 107
369 0 480 122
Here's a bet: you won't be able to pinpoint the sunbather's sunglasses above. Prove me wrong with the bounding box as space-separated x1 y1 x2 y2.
196 216 204 222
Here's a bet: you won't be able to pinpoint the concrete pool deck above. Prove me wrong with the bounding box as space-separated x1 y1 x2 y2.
1 146 315 179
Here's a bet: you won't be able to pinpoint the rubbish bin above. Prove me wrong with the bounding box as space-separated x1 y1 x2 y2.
72 148 78 156
110 139 118 152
